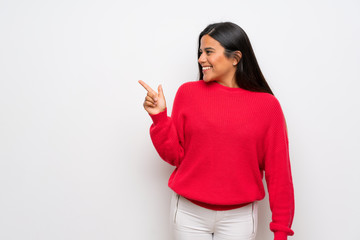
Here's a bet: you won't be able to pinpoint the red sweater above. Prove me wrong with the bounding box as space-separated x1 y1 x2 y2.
149 80 294 240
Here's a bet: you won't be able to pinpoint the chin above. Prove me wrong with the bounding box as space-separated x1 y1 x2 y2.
203 78 214 83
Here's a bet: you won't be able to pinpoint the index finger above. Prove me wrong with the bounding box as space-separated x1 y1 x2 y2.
138 80 154 93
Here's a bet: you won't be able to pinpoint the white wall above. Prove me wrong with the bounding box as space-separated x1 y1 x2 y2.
1 0 359 239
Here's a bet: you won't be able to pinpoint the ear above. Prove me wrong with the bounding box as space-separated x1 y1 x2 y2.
232 51 242 66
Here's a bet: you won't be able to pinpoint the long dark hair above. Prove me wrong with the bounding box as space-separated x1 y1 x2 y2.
198 22 274 95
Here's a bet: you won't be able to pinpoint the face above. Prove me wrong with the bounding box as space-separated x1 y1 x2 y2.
198 35 238 86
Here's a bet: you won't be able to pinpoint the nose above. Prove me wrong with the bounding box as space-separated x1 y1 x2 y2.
198 52 206 64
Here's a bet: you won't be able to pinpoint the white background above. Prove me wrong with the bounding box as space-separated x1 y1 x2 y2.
1 0 359 239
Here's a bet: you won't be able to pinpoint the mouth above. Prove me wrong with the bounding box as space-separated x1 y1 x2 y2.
202 66 212 72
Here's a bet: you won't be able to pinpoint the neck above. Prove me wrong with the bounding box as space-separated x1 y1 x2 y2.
216 79 239 88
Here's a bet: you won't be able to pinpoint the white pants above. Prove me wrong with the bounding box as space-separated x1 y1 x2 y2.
170 192 258 240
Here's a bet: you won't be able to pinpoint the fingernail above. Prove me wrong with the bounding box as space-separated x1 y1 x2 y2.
154 98 158 101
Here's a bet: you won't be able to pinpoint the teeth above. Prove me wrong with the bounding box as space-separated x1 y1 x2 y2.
203 67 211 70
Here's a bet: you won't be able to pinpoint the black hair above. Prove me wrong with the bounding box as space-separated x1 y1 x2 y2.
198 22 274 95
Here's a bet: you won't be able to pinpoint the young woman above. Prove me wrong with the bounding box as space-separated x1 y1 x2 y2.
139 22 294 240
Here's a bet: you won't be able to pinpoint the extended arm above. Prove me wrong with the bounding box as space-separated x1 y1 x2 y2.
148 85 186 167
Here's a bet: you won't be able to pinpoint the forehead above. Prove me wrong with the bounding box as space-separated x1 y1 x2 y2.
200 34 222 49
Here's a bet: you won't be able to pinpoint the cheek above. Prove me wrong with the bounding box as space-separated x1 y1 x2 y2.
208 57 217 67
211 55 225 67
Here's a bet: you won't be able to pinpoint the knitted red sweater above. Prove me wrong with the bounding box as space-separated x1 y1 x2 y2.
149 80 294 240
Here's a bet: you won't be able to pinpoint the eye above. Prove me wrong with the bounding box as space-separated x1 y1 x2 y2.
198 49 213 56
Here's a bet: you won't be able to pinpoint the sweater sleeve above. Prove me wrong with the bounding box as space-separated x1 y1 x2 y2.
148 85 186 167
263 99 295 240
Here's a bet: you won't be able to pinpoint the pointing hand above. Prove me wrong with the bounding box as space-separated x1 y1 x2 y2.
138 80 167 115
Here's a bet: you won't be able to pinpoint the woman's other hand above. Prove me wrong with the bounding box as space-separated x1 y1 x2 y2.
138 80 167 115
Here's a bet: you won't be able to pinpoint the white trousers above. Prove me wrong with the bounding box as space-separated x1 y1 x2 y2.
170 192 258 240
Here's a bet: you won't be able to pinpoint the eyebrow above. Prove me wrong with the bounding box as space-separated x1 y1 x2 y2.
199 47 215 51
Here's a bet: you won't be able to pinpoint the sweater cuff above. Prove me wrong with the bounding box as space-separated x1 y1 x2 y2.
149 108 168 125
274 231 289 240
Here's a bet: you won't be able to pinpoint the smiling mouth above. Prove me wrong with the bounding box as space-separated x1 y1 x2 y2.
202 66 212 71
